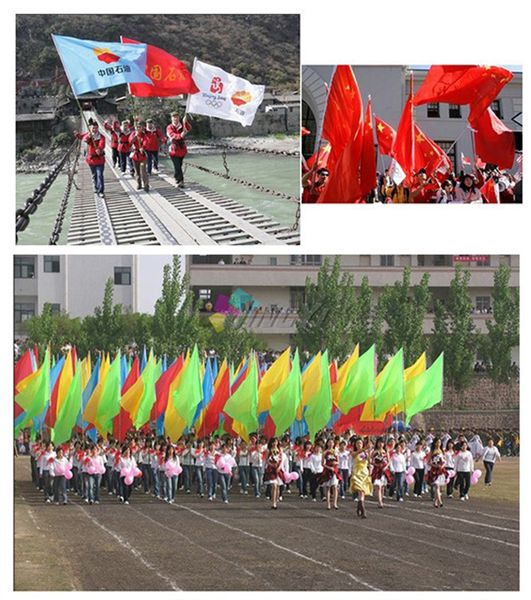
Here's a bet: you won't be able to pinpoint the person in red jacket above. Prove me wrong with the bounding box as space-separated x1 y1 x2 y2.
144 119 166 175
103 118 120 167
74 119 106 198
166 112 191 187
118 120 134 176
129 121 149 192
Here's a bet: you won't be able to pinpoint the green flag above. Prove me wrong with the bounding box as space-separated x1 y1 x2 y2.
305 351 332 440
270 349 302 436
15 348 51 435
224 357 259 434
172 345 203 427
95 351 122 435
134 351 159 429
405 353 444 424
52 364 82 445
338 344 375 414
373 349 404 418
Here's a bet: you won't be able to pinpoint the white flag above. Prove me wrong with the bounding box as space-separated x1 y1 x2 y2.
389 159 406 185
186 59 265 127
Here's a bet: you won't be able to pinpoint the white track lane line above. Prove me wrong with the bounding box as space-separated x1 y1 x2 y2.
76 505 182 591
128 505 261 582
294 505 519 567
171 502 380 591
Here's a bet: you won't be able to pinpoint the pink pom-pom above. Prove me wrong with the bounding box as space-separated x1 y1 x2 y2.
124 475 134 486
406 466 415 476
135 468 143 478
87 465 96 475
64 470 73 480
447 469 456 479
473 469 482 479
405 474 415 485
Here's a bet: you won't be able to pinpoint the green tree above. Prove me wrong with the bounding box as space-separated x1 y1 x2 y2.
207 314 265 363
431 266 477 390
480 264 519 383
151 257 204 356
24 303 84 355
380 267 431 364
351 276 384 354
82 278 125 352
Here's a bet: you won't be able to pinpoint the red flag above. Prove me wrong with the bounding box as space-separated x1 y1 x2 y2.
200 367 230 437
121 37 199 97
392 83 415 180
301 127 311 136
151 355 184 421
475 157 486 169
333 403 392 436
113 356 140 442
461 152 472 167
374 115 396 156
359 98 377 198
471 108 515 170
306 143 331 170
321 65 364 177
413 65 513 123
414 125 451 176
14 349 35 419
480 177 499 204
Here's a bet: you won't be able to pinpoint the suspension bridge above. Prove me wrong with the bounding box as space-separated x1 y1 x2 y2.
16 112 300 246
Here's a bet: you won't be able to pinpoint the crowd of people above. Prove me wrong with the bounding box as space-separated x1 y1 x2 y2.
19 427 514 516
73 111 192 198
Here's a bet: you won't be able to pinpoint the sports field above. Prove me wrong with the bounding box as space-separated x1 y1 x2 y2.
14 456 519 591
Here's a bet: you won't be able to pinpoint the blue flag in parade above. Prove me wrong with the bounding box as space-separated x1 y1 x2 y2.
52 34 152 96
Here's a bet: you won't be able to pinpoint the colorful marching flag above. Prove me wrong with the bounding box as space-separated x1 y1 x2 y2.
413 65 513 123
186 59 265 126
151 355 183 421
224 356 259 437
172 345 202 428
77 356 100 432
52 364 82 445
375 115 397 156
405 353 444 424
331 345 359 407
337 345 376 414
269 349 302 436
471 108 515 170
95 352 122 436
199 360 230 437
113 356 140 441
192 358 215 430
373 349 404 419
480 177 500 204
52 35 152 96
14 348 50 435
121 37 199 97
46 348 75 428
257 347 290 414
83 353 110 427
305 351 333 440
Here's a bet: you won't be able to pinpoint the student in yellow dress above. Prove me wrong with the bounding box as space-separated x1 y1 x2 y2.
349 438 373 519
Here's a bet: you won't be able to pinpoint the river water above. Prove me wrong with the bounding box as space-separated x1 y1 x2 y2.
16 151 299 245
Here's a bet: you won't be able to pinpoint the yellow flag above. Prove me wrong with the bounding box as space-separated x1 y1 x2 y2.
56 350 74 414
257 347 290 414
298 352 321 420
164 352 190 441
83 353 110 425
390 352 427 415
80 354 92 389
331 345 359 407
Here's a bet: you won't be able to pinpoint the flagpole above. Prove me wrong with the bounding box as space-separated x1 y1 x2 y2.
410 71 415 175
308 72 332 197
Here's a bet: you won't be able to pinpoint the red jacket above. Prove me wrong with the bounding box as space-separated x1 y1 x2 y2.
128 131 147 163
143 127 166 151
166 122 191 158
103 121 120 149
118 130 132 153
76 132 105 166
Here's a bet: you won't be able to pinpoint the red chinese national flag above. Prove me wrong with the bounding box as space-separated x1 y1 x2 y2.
413 65 513 123
121 37 199 97
480 177 499 204
471 107 515 170
374 116 396 156
359 98 377 198
414 125 451 176
321 65 364 177
392 90 415 179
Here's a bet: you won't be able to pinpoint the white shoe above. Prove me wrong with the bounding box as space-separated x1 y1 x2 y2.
224 500 229 504
460 497 466 502
124 500 129 505
313 498 317 502
465 494 469 500
85 499 89 503
55 502 60 505
208 497 213 501
279 497 283 502
94 501 100 504
399 498 404 502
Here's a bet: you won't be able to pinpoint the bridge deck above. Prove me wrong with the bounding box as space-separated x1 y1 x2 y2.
67 116 299 246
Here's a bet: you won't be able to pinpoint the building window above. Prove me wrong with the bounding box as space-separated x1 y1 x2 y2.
433 255 452 267
289 255 322 266
269 257 278 266
427 103 440 118
198 288 212 301
191 255 232 265
302 100 316 159
491 99 502 119
15 302 35 323
43 255 60 273
14 256 36 279
436 141 457 173
290 288 305 310
475 296 491 312
380 255 395 267
449 104 461 118
114 266 131 285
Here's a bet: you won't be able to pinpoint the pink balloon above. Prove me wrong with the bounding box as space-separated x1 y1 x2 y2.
124 475 134 486
135 468 143 478
447 469 456 479
222 464 232 475
405 474 415 485
120 467 129 478
407 466 415 476
54 464 65 476
473 469 482 479
64 470 73 480
87 465 96 475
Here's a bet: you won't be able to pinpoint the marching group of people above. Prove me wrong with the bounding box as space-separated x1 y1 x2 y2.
74 112 192 198
24 427 505 517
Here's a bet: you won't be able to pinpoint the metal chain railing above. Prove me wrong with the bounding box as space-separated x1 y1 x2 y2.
16 139 80 241
290 201 301 232
185 161 299 203
187 139 299 157
221 149 230 177
49 144 81 245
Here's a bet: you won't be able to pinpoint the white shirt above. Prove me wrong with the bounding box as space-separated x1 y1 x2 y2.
308 453 323 474
444 450 456 469
411 450 426 470
250 449 264 468
482 446 501 463
390 452 407 473
50 456 71 477
194 448 206 467
204 451 219 470
238 450 250 467
119 456 137 471
338 450 351 471
454 450 474 472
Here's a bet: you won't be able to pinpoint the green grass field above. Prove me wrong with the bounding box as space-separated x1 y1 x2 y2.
469 457 519 506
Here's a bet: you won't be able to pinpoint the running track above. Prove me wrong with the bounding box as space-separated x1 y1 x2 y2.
14 457 519 591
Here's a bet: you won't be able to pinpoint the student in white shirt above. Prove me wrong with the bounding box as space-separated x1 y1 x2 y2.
389 444 407 502
40 442 56 503
444 440 457 498
50 447 70 505
216 444 237 503
205 442 219 500
193 440 206 497
411 440 427 498
164 445 181 504
482 438 502 486
118 446 138 505
237 441 250 495
250 442 265 498
454 441 475 500
338 440 351 499
308 444 324 501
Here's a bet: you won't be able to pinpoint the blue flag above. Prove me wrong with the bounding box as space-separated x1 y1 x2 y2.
52 35 152 96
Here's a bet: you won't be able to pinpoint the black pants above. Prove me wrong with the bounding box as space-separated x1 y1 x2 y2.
484 461 495 484
147 150 159 174
446 474 456 496
456 471 471 497
119 152 135 175
309 472 319 499
53 476 67 503
121 477 133 502
302 468 312 496
111 147 119 167
42 470 53 499
171 155 184 183
414 468 424 496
